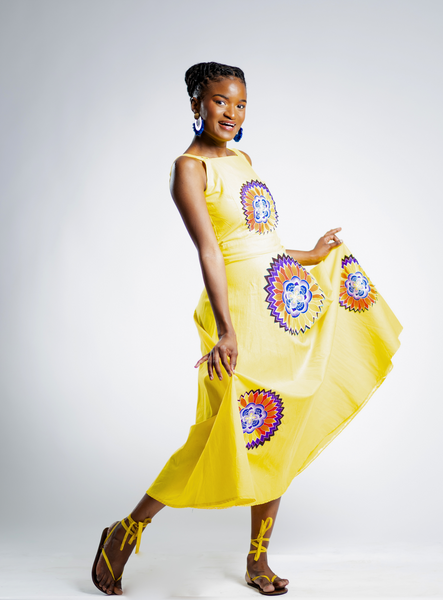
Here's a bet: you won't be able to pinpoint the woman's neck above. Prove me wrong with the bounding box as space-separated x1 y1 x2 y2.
185 135 235 158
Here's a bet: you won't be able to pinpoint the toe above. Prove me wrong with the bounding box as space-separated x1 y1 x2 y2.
102 574 114 594
275 576 289 588
255 577 275 594
114 580 123 595
262 579 276 593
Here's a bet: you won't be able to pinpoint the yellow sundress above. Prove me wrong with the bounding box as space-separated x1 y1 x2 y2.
147 148 402 509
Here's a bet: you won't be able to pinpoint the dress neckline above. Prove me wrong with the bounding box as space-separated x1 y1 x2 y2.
181 148 240 160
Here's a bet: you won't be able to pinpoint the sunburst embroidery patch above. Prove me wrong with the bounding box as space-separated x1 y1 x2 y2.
238 389 284 450
240 180 278 234
339 255 377 312
264 254 325 335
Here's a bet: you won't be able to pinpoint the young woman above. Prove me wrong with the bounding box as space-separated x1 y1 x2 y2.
92 62 402 596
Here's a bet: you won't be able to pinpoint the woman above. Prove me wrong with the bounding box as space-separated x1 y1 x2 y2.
92 62 402 596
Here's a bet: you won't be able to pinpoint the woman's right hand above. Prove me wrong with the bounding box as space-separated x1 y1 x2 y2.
194 331 238 381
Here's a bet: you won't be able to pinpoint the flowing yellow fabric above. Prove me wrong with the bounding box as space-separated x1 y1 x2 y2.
147 149 402 509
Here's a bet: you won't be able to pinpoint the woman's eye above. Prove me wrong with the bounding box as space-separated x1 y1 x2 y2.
215 100 226 105
237 104 245 109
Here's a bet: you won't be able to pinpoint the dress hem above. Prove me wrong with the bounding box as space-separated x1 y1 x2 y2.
146 356 398 510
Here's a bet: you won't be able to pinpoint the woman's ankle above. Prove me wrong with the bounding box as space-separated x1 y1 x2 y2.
247 555 269 570
131 494 165 522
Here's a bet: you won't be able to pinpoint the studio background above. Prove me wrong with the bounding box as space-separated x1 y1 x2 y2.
1 0 442 597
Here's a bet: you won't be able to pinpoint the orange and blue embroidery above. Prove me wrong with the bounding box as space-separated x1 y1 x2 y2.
340 255 377 312
238 390 284 450
240 180 278 234
265 255 325 335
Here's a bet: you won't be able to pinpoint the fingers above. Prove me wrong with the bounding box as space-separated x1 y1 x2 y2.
194 353 209 368
211 346 224 380
196 340 238 381
230 349 238 374
196 349 238 380
208 349 214 380
324 233 343 245
215 350 225 380
207 347 222 381
324 227 342 236
195 351 220 382
219 346 235 377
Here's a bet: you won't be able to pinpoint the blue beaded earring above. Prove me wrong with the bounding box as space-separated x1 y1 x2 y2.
193 113 204 136
234 127 243 142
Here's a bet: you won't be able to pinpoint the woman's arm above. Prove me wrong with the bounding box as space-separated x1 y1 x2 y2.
170 156 237 381
286 228 343 265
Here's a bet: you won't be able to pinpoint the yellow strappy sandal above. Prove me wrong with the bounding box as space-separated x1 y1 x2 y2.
246 517 288 596
92 514 151 595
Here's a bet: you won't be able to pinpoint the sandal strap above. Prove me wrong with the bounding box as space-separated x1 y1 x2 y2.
247 569 279 585
98 516 151 584
252 574 277 583
120 514 151 554
252 574 271 582
249 517 273 561
101 548 122 582
104 522 119 545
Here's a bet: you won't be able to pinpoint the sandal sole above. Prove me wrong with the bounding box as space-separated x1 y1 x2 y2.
247 580 288 596
91 526 120 596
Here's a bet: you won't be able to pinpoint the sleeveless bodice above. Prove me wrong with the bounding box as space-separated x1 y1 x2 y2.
179 149 285 264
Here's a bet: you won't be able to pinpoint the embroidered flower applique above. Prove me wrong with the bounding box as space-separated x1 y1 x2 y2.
265 254 325 334
238 389 284 450
240 180 278 234
339 255 377 312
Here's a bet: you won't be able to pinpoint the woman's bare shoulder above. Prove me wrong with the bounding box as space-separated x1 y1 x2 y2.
173 153 206 174
171 154 206 191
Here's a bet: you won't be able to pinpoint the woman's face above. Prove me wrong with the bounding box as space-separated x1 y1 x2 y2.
192 77 247 144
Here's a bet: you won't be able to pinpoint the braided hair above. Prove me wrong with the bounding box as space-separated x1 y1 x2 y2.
185 62 246 98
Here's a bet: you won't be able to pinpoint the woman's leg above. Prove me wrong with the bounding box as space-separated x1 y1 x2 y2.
246 497 289 593
95 494 165 595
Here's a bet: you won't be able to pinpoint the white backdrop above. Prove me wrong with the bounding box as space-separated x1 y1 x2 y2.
1 0 442 558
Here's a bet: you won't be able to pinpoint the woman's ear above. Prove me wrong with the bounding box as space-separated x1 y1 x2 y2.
190 96 200 116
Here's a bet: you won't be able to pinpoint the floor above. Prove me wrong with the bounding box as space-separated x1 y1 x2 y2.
1 544 442 599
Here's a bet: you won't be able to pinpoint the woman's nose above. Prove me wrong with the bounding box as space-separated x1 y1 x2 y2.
224 106 235 119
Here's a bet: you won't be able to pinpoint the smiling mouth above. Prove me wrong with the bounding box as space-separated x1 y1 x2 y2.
219 121 235 129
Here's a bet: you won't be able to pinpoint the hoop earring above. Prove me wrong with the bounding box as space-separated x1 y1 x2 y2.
234 127 243 142
193 114 204 136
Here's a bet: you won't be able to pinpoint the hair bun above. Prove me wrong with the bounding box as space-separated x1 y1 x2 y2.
184 62 246 98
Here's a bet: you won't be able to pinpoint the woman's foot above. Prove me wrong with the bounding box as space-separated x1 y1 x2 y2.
246 554 289 594
95 520 136 595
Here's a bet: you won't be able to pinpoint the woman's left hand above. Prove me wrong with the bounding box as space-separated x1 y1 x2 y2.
312 227 343 262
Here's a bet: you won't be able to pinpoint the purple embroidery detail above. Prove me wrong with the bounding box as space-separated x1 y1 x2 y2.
265 254 325 335
339 255 378 312
238 390 284 450
240 180 278 234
